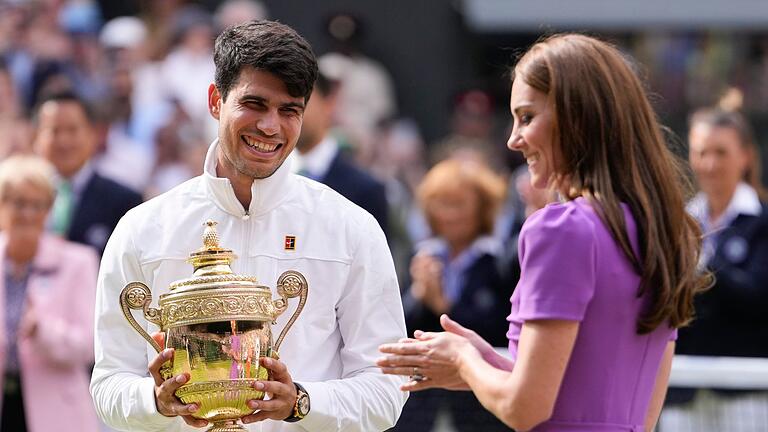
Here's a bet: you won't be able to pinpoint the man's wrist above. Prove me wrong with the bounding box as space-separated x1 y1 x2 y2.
283 382 310 423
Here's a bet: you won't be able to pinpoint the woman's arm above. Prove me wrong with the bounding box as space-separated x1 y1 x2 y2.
645 341 674 432
458 319 578 431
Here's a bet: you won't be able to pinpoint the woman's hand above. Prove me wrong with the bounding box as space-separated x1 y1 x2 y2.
439 315 514 371
378 325 481 392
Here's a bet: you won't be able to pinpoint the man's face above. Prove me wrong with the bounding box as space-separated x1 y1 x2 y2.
209 67 305 181
34 100 96 178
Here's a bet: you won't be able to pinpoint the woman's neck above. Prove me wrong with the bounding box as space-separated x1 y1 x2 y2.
5 237 37 266
447 239 473 260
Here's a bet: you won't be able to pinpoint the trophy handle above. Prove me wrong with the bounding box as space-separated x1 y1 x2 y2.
273 271 308 352
120 282 164 353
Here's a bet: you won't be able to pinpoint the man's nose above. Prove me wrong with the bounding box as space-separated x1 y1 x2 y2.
257 110 280 136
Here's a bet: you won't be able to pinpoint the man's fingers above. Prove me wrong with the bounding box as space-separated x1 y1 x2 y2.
151 331 166 348
181 415 208 428
242 411 273 424
160 372 191 396
251 380 293 398
247 398 287 413
156 373 198 416
259 357 289 382
148 349 174 386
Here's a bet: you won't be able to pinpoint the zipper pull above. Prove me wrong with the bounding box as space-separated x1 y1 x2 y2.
242 211 250 221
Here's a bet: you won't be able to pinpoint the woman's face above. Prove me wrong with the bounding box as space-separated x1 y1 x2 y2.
429 185 481 248
0 181 51 243
507 79 557 189
689 123 749 199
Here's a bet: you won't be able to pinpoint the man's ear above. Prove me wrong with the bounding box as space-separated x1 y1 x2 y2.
208 83 222 120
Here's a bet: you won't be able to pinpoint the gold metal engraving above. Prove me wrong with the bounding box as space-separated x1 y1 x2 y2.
118 220 309 431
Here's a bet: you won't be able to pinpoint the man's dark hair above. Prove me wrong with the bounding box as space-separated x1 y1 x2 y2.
214 20 318 102
32 90 96 125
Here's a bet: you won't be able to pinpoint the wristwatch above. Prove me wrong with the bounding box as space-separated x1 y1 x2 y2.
283 382 310 423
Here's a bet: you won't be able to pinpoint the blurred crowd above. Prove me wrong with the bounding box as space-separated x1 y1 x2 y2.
0 1 767 431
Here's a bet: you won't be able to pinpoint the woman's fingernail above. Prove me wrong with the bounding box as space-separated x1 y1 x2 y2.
254 382 265 390
175 374 187 384
188 404 198 412
248 400 259 409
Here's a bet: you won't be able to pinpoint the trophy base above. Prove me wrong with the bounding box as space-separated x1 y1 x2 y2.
208 420 246 432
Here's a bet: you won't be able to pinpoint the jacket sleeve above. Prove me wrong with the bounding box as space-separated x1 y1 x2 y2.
296 214 409 431
708 221 768 318
32 245 98 368
89 215 180 431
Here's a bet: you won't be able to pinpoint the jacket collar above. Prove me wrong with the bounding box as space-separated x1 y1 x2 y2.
202 139 296 218
688 182 762 229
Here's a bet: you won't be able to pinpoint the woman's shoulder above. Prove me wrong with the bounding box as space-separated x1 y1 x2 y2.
522 198 600 243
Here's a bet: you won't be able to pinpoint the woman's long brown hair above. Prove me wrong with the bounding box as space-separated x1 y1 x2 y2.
514 34 711 333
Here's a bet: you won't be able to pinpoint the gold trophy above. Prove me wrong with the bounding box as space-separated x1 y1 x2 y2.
119 220 308 432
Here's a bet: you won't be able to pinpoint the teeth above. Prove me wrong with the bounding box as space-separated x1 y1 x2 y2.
526 154 539 164
244 136 278 152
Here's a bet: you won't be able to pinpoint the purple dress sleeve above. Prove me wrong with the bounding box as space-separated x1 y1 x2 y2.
516 203 598 322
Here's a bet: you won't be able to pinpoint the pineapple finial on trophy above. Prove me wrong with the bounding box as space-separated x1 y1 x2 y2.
202 220 220 249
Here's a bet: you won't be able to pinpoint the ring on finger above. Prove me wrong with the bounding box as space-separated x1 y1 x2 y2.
410 366 426 382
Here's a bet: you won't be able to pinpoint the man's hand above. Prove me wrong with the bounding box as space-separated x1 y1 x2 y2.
242 357 298 424
148 334 208 428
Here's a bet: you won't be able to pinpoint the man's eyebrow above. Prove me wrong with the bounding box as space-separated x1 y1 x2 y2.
239 95 267 103
281 101 305 110
238 95 304 110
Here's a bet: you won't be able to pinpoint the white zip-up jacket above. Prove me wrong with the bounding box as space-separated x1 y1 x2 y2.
90 141 408 431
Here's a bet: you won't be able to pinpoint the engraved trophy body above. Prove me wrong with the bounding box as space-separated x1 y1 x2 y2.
120 221 308 432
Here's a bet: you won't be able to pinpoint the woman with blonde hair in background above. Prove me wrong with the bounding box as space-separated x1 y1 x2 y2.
392 157 513 431
0 155 100 432
378 34 710 432
662 93 768 432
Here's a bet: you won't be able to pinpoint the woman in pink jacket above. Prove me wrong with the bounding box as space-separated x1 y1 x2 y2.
0 155 99 432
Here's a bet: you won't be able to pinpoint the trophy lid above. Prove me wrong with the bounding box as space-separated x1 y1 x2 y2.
167 220 262 292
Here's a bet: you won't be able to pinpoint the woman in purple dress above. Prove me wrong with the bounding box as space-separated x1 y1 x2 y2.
378 34 710 432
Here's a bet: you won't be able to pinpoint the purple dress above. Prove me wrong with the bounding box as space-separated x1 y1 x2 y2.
507 197 675 432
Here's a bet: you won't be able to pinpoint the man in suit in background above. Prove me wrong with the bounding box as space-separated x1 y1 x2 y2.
294 72 389 237
33 92 144 255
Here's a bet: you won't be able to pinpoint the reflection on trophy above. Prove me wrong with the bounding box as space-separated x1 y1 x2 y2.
119 220 308 432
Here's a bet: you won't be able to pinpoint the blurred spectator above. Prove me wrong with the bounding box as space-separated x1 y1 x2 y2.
662 95 768 431
318 13 397 165
495 165 558 289
160 4 217 143
0 155 99 432
144 99 208 199
430 89 505 171
99 15 171 157
369 118 430 287
394 158 512 432
0 59 33 159
32 92 143 255
214 0 268 30
293 72 389 237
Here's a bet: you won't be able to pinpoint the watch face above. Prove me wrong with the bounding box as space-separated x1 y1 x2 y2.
297 393 310 416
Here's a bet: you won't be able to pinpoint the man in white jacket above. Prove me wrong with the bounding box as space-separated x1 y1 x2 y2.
90 20 408 431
